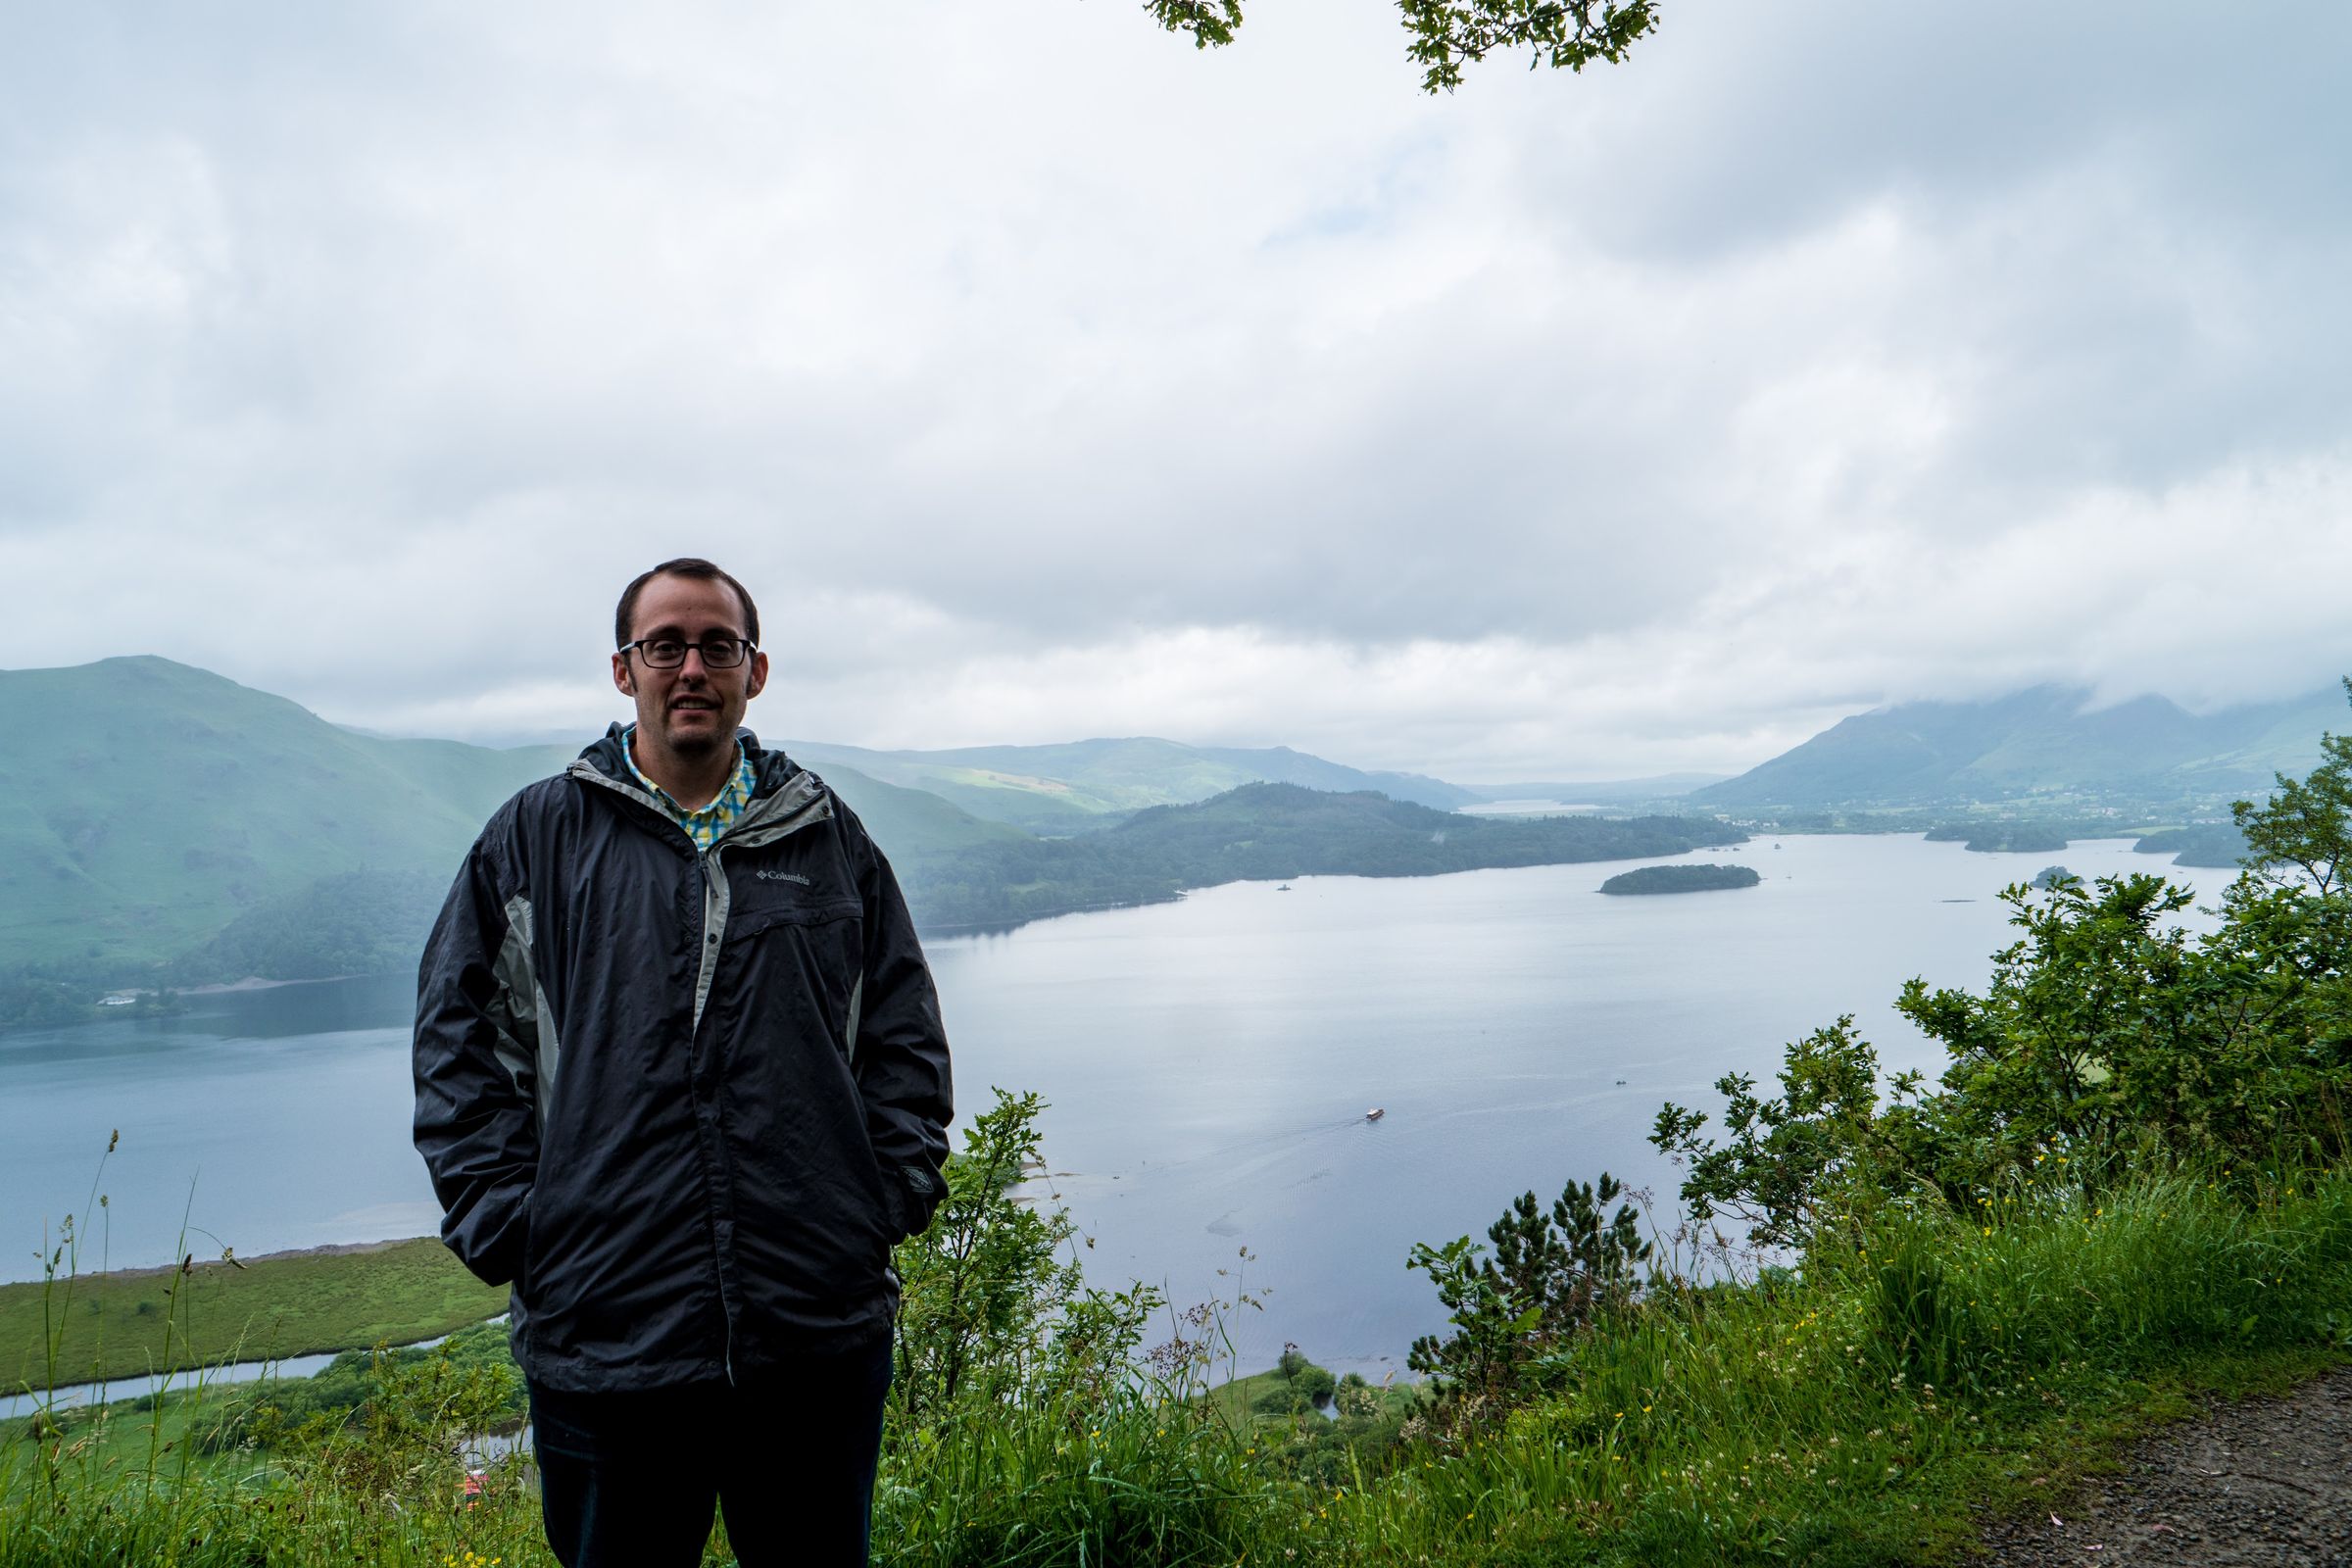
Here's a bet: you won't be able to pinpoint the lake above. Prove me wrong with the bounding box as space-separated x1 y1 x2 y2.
0 835 2233 1381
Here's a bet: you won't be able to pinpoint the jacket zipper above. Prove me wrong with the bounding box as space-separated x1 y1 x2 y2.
568 753 835 1389
696 839 732 1386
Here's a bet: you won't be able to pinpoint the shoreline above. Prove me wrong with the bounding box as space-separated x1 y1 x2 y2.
34 1235 438 1286
183 974 363 997
2 1235 505 1394
110 974 368 1001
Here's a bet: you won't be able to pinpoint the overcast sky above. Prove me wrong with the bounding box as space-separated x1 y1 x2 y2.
4 2 2348 781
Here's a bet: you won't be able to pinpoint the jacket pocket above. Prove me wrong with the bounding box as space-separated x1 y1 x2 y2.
724 897 865 1057
726 896 861 941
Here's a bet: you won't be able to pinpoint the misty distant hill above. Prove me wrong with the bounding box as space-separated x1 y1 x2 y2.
1695 685 2346 811
786 737 1476 829
1463 773 1727 805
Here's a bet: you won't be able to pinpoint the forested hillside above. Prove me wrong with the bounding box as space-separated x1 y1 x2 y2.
897 783 1742 930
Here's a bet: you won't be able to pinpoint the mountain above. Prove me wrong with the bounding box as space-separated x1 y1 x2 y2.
1694 685 2347 812
0 658 565 970
784 737 1476 830
0 658 1011 982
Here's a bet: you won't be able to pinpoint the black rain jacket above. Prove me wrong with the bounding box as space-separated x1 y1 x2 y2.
413 726 953 1392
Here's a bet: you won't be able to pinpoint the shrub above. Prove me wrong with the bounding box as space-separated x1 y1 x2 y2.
1405 1172 1650 1431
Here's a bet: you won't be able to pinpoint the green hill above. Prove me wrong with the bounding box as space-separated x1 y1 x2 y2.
0 657 564 971
1696 684 2344 811
0 659 1018 1010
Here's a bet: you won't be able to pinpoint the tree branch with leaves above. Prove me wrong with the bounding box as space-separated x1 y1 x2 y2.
1139 0 1660 93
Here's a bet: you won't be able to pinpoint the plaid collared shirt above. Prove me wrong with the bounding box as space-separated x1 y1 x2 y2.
620 726 757 852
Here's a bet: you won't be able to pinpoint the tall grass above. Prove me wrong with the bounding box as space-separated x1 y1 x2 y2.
875 1388 1278 1566
7 1161 2348 1566
1314 1163 2352 1566
0 1240 510 1391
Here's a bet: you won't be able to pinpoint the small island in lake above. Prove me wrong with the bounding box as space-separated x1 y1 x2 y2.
1925 821 2070 854
1599 863 1762 896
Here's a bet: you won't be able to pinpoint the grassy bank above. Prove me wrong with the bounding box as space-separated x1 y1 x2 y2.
2 1238 507 1393
5 1163 2347 1565
1321 1165 2352 1565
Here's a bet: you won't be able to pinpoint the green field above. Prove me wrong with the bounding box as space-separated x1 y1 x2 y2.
2 1238 507 1393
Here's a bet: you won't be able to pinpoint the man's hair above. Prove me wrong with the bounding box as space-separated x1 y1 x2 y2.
614 558 761 649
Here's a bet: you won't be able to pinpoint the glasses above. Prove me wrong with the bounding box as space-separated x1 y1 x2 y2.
619 637 755 669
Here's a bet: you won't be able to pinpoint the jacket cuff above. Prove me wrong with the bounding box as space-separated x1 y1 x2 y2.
444 1187 532 1288
887 1164 943 1242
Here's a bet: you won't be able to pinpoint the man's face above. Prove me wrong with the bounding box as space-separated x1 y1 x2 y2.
611 572 770 760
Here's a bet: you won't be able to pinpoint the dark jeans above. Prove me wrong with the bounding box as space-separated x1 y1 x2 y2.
526 1334 894 1568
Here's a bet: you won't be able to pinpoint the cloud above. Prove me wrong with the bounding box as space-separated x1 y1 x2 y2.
3 0 2347 776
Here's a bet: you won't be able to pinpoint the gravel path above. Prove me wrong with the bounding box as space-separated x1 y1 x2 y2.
1977 1367 2352 1565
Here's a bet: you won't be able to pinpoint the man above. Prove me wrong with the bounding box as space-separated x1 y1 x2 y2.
414 558 953 1567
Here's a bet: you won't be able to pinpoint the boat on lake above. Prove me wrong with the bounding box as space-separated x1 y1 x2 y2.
1364 1107 1385 1122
